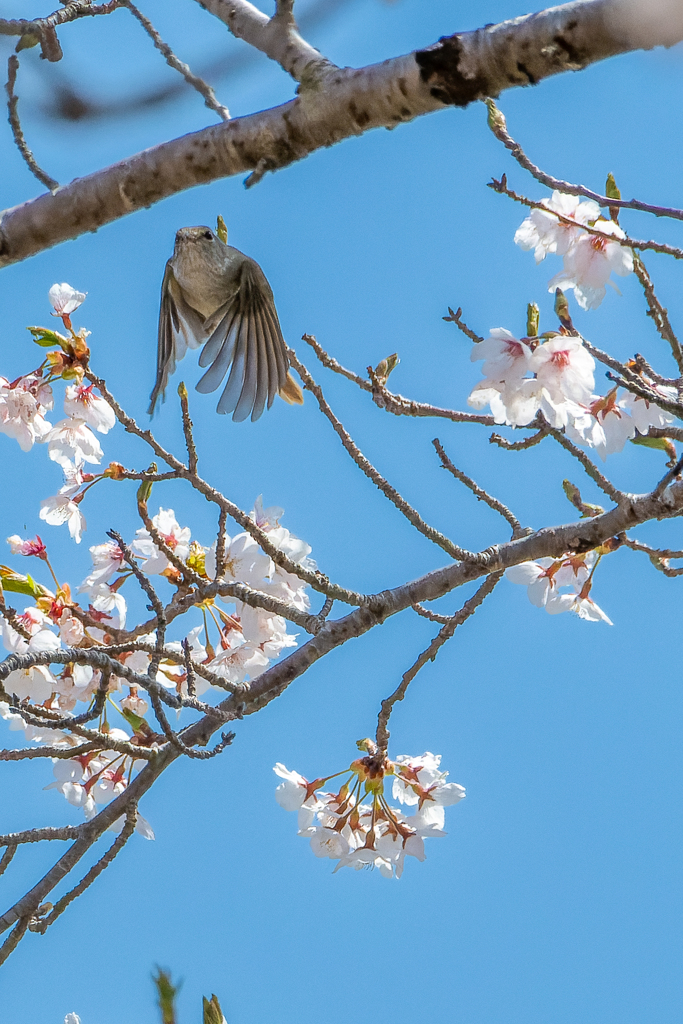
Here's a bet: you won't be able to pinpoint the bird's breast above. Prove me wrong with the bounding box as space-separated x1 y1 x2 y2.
172 248 238 320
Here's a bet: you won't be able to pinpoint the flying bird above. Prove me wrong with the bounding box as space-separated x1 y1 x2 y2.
149 224 303 421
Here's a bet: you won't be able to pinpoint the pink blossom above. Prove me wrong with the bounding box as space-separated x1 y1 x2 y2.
6 534 47 558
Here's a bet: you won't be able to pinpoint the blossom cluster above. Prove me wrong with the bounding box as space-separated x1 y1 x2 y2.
506 551 613 624
514 191 633 310
275 747 465 878
1 496 312 827
0 284 317 834
468 328 674 458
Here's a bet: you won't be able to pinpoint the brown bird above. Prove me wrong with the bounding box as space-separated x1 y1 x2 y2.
149 225 303 421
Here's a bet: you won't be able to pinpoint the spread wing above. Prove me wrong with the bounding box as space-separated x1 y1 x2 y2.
148 261 207 415
195 257 289 422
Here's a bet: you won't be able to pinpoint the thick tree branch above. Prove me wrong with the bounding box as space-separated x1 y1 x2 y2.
2 0 683 267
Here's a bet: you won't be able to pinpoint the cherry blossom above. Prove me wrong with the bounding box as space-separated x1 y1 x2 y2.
515 192 601 263
275 748 464 877
506 553 611 623
0 374 53 451
49 283 86 316
530 335 595 406
78 540 125 594
6 534 47 558
471 328 533 386
548 219 633 310
64 384 115 433
44 417 103 470
40 492 86 543
132 507 191 575
619 387 676 432
567 390 636 461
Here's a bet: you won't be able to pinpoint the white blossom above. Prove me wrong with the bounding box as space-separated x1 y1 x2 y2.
0 374 53 451
132 508 191 575
40 492 86 543
64 384 115 433
548 219 633 310
515 192 601 263
49 283 86 315
44 417 103 470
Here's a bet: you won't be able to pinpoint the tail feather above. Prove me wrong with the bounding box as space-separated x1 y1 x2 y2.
278 372 304 406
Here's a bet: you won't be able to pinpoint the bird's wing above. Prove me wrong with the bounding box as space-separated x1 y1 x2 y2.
148 262 207 415
195 257 289 422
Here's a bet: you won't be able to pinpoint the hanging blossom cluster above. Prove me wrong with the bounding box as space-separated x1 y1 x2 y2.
274 743 465 878
505 548 617 625
514 190 633 310
0 284 315 836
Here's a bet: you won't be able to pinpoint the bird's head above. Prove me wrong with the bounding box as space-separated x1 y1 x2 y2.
174 225 226 255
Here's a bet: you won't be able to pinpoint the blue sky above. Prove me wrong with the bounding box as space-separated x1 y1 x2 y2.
1 1 683 1021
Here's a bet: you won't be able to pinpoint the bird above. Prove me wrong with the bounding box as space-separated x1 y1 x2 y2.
148 223 303 422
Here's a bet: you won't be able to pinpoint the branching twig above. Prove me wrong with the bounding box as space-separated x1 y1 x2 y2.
5 56 59 192
485 98 683 225
489 176 683 262
288 348 473 562
632 256 683 375
123 1 230 121
432 438 523 537
31 807 139 934
376 572 502 751
443 306 484 344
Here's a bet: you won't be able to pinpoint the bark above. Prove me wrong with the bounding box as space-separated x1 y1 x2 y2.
1 0 682 268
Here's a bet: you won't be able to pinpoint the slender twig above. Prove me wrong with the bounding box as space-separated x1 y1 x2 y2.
32 807 139 934
606 372 683 421
0 826 82 848
545 426 625 503
1 740 99 761
87 371 367 606
302 334 371 391
5 56 58 192
432 438 522 537
653 454 683 498
621 536 683 577
287 348 473 562
0 916 29 967
376 573 502 751
485 99 683 225
214 507 228 582
122 1 229 120
489 428 548 451
0 844 16 877
632 256 683 375
443 306 484 344
302 333 494 425
177 382 199 474
148 686 233 760
489 176 683 262
107 529 166 673
411 603 451 625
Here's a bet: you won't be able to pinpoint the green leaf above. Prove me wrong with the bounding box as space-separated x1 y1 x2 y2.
216 215 228 245
0 566 50 599
28 326 65 348
605 173 621 201
203 994 227 1024
631 434 677 464
120 706 147 733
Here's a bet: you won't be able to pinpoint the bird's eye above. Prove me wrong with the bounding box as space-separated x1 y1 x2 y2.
203 230 213 240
